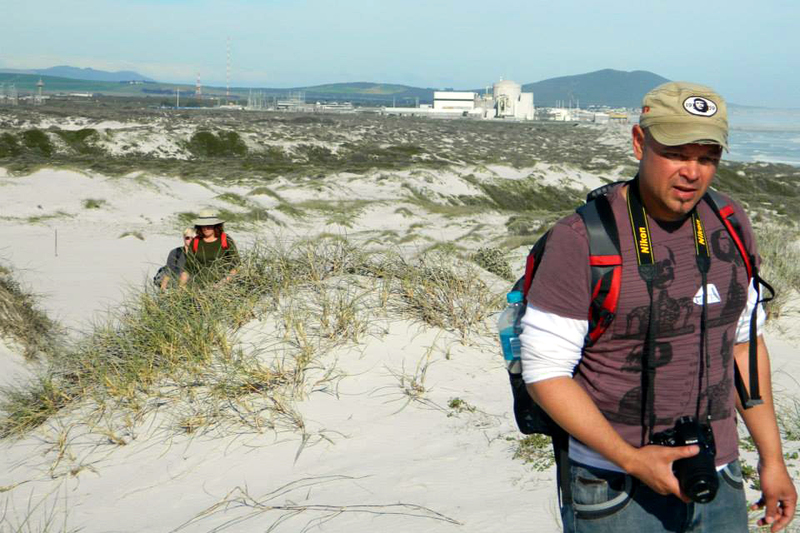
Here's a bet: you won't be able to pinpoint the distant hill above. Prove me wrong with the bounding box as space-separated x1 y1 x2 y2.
0 72 128 93
297 72 670 107
0 65 154 83
288 82 434 104
0 67 669 107
523 69 669 108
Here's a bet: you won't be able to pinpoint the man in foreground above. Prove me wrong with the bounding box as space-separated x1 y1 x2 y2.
520 82 796 532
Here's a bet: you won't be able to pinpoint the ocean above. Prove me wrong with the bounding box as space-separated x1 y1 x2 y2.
727 107 800 167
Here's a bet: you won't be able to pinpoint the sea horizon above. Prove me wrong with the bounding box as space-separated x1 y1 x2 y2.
727 106 800 167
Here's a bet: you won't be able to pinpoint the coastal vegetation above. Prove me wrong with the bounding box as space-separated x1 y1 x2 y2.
0 236 500 438
0 101 799 532
0 264 61 360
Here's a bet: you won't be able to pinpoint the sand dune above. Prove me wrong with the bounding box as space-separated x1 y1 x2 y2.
1 110 798 532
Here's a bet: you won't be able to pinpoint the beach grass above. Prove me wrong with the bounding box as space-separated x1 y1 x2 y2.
754 223 800 321
0 264 61 360
0 235 500 439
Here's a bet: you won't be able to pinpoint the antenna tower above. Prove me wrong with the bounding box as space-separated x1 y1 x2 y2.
35 78 44 105
196 73 202 96
226 36 231 101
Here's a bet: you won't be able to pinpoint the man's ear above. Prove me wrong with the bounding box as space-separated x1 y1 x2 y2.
632 124 645 161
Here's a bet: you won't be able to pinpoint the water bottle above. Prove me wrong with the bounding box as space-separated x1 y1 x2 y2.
498 290 525 374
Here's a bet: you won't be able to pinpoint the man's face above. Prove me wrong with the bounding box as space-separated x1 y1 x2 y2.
632 125 722 222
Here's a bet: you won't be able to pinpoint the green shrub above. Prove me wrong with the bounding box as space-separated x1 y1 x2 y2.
56 128 99 154
508 434 555 470
82 198 106 209
471 247 513 280
21 129 53 156
187 130 247 158
0 132 21 157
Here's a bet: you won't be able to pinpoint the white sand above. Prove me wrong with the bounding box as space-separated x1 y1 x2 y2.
0 165 798 533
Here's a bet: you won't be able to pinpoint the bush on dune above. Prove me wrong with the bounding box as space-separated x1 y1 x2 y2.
56 128 100 155
21 129 54 157
187 130 248 158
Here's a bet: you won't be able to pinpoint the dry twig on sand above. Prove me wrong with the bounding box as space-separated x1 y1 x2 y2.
172 475 462 532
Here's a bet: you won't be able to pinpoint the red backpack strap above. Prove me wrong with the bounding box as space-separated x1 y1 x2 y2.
703 190 753 279
577 193 622 346
192 237 199 253
514 185 622 345
220 232 228 249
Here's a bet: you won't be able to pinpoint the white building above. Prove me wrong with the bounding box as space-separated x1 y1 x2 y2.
379 80 535 121
433 91 476 111
493 80 534 120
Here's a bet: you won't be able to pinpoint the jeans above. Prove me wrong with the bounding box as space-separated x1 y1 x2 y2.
560 460 748 533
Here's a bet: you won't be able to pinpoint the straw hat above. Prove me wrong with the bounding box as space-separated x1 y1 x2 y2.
193 209 224 226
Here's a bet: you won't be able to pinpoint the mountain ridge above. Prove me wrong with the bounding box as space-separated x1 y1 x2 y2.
0 66 154 83
0 67 668 107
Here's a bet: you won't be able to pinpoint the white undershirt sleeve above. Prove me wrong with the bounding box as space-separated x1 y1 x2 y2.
519 304 588 384
735 280 766 344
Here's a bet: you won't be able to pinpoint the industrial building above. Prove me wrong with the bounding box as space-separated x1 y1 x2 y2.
433 91 477 111
382 79 534 120
491 79 534 120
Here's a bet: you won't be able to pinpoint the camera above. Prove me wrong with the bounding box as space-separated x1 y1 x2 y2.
649 416 718 503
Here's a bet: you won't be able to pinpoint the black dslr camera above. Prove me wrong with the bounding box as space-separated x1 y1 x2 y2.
649 416 718 503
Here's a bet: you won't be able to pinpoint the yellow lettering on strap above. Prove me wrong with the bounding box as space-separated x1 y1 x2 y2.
695 218 706 246
638 227 650 255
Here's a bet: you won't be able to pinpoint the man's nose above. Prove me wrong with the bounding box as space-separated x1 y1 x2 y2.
679 160 701 181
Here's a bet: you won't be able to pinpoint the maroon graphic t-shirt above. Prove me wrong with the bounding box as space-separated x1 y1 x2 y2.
527 183 758 466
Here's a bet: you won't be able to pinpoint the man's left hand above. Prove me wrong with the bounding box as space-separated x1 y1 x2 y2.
752 460 797 532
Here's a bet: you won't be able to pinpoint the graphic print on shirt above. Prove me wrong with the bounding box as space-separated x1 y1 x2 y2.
700 330 734 421
604 340 675 426
620 247 696 340
602 232 745 426
708 230 748 328
603 381 674 427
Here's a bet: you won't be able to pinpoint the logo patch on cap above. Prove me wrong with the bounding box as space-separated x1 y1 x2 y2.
683 96 718 117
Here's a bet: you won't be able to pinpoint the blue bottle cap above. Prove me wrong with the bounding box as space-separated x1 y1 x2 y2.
506 290 523 304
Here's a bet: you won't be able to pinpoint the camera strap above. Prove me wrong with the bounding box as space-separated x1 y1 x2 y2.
627 178 711 443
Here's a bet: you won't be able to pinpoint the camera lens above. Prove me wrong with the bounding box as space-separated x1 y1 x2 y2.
674 453 719 503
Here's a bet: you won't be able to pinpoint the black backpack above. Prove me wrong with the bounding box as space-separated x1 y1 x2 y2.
153 247 186 287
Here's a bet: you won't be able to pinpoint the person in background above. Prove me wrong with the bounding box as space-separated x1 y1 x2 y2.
158 228 194 290
179 209 238 286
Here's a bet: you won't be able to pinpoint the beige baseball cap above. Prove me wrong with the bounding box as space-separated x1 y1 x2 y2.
639 81 728 151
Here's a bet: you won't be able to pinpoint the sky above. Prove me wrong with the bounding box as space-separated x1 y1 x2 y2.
0 0 797 107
